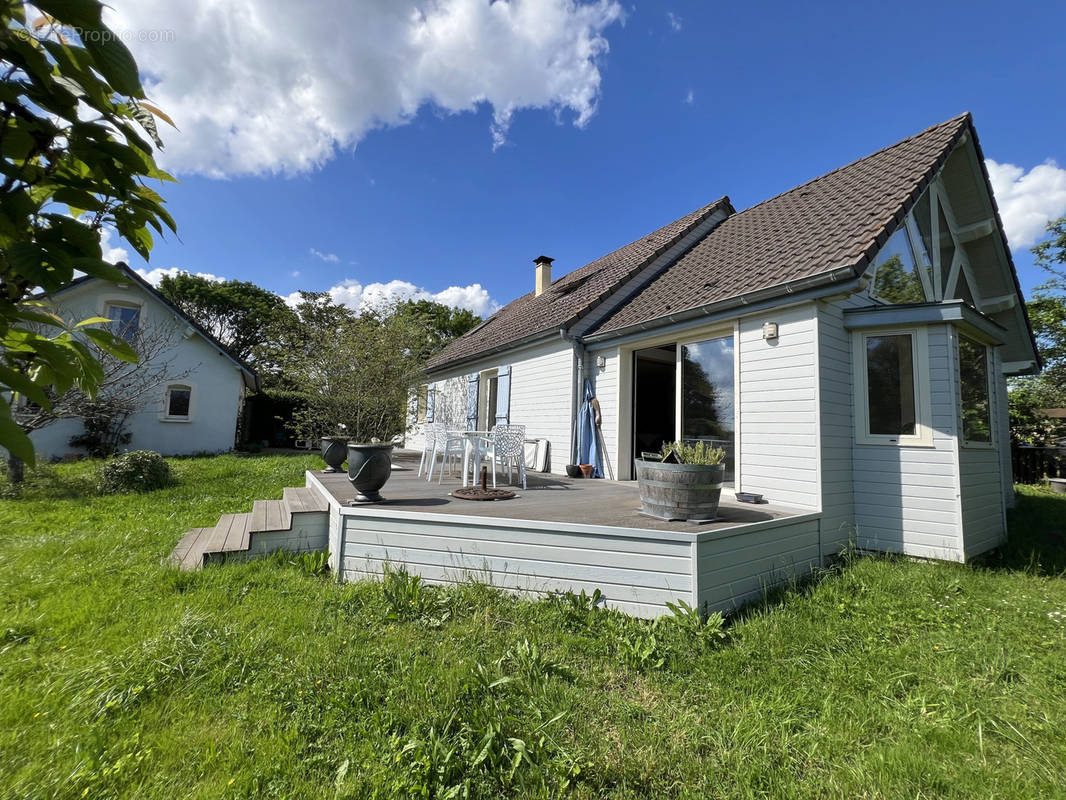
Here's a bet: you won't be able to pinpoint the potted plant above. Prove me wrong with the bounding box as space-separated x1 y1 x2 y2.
634 441 726 522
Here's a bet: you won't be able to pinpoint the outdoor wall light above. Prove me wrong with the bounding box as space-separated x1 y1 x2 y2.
596 355 607 370
762 322 779 341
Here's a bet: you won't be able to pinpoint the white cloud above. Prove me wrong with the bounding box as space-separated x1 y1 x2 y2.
985 158 1066 249
683 88 694 105
666 11 682 31
99 227 129 265
310 248 340 263
104 0 623 177
284 278 498 316
135 266 227 286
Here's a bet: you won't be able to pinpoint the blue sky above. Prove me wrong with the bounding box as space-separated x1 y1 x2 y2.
103 0 1066 315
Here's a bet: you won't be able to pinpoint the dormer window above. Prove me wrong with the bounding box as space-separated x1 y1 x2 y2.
105 302 141 343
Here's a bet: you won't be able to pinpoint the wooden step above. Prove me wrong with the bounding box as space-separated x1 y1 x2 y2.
200 513 252 564
171 527 212 570
249 499 291 533
283 486 328 514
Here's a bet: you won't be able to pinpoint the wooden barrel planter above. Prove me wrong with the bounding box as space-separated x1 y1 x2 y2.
634 458 725 522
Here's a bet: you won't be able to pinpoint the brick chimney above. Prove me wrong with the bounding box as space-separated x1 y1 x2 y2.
534 255 553 296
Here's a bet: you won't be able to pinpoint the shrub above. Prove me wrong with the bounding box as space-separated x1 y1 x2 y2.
100 451 172 493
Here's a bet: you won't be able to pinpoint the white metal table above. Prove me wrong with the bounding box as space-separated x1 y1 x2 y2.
459 430 492 487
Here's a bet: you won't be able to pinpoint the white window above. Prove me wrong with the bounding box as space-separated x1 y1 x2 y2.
416 385 429 423
852 328 932 446
104 301 141 343
957 334 992 447
162 384 192 422
478 369 498 429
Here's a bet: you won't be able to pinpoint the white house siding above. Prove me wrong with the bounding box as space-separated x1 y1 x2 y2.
588 347 620 479
694 515 822 614
412 339 575 474
338 509 695 618
959 347 1008 558
737 303 821 509
852 324 964 561
816 296 863 550
28 281 248 459
994 349 1015 510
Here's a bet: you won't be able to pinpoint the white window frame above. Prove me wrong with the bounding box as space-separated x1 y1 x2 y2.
852 327 932 447
956 333 994 450
477 368 498 430
415 384 429 423
160 382 195 423
103 299 143 343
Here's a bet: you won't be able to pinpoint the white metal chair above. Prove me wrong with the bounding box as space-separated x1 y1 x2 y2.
431 429 466 484
489 424 526 489
416 423 436 478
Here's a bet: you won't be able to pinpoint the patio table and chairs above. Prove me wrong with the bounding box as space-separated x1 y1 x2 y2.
422 423 527 489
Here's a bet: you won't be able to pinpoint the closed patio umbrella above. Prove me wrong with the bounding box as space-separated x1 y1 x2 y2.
578 379 603 479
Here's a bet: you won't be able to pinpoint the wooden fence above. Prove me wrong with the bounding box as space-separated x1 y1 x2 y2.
1011 446 1066 484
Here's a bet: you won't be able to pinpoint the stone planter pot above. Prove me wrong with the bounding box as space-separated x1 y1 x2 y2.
1049 477 1066 495
320 436 349 472
347 443 394 502
634 458 725 522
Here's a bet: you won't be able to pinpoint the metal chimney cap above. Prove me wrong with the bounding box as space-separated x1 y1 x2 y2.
533 255 554 265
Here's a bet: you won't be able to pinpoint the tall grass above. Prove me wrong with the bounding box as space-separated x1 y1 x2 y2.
0 460 1064 798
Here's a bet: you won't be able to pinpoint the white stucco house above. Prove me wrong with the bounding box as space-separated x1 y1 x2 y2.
27 264 259 459
408 113 1039 563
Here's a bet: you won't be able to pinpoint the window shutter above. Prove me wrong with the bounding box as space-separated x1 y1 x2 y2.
426 383 435 422
495 365 511 425
466 373 480 429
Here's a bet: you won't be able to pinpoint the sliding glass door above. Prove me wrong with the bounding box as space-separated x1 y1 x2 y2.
630 331 736 482
680 335 735 481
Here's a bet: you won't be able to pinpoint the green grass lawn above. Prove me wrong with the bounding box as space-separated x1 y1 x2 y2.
1 455 1065 799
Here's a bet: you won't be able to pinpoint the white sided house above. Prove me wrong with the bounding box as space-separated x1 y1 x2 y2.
29 264 259 459
410 113 1039 563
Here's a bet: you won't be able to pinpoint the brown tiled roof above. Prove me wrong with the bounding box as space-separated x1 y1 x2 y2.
589 113 972 335
426 197 733 371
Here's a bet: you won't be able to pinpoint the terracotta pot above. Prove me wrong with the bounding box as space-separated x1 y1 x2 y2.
579 463 595 479
320 436 348 472
347 443 394 502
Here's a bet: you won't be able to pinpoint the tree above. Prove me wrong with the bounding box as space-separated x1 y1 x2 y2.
0 1 175 469
157 272 296 365
395 299 481 361
288 299 426 444
1009 217 1066 444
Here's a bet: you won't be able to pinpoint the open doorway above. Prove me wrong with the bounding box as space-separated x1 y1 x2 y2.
632 345 676 458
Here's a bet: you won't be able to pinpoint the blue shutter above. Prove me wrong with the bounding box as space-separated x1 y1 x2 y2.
466 373 479 429
494 365 511 425
425 383 435 422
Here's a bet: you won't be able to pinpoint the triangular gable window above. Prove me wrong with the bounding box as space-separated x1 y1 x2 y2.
871 228 928 304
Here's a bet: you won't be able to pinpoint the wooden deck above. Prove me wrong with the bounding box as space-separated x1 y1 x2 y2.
170 486 329 570
312 450 808 534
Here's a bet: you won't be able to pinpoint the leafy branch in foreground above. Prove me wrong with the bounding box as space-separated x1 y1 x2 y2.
0 0 176 467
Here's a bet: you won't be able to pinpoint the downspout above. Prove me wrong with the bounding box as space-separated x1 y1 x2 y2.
563 328 585 465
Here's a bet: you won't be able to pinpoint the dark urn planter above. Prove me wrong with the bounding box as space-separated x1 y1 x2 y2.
347 443 394 503
634 458 725 522
320 436 349 472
